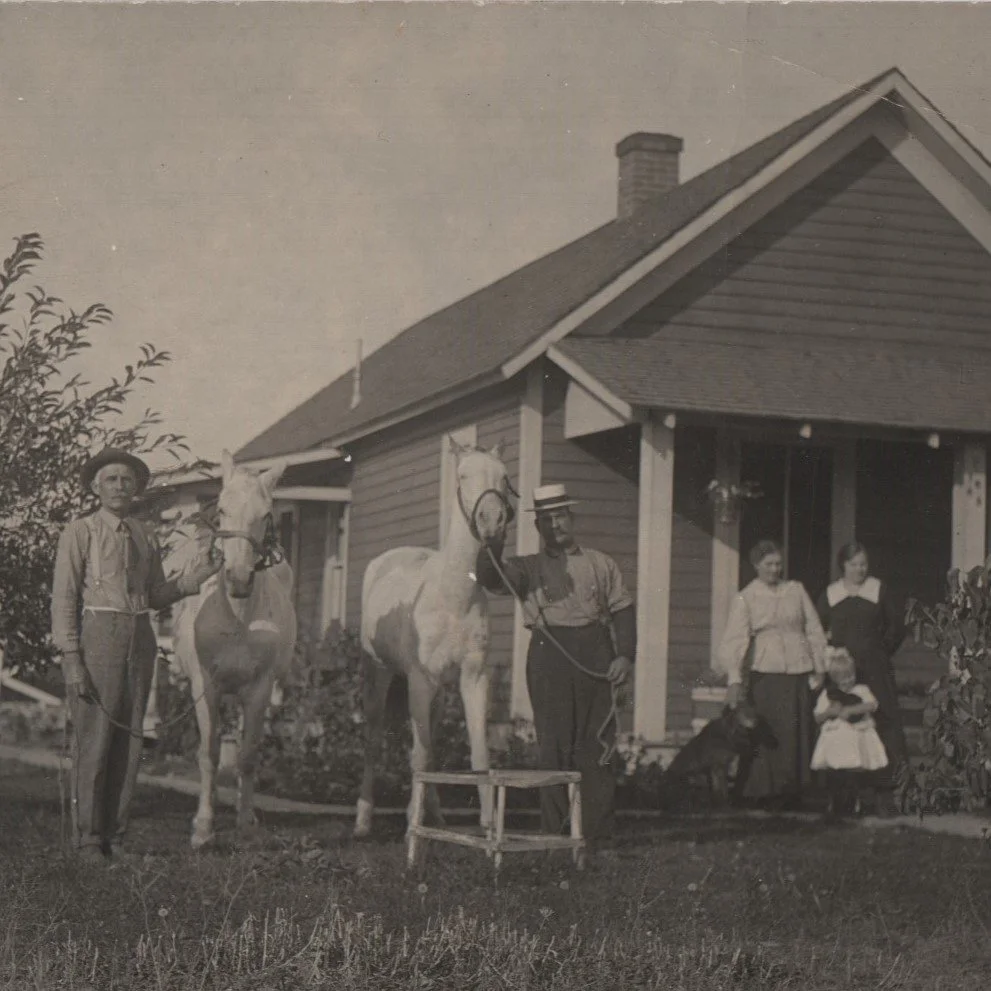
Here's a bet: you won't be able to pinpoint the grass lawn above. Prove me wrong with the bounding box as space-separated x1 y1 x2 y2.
1 758 989 990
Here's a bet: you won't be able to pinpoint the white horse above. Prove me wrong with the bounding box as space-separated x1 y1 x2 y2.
168 450 297 848
354 439 515 838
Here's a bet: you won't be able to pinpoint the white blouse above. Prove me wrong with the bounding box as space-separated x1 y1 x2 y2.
718 579 828 686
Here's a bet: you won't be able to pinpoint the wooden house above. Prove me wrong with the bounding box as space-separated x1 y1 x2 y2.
173 69 991 753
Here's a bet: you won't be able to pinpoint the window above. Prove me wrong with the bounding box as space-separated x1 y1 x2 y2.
274 503 300 568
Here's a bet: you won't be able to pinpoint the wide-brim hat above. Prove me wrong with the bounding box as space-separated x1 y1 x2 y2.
526 483 580 513
80 447 151 494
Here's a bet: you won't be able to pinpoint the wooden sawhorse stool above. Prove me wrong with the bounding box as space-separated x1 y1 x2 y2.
407 769 585 872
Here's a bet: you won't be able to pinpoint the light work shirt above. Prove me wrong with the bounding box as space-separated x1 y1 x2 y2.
486 544 633 628
51 509 189 654
718 579 828 686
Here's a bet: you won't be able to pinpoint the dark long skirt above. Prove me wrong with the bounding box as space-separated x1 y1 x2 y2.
737 672 815 803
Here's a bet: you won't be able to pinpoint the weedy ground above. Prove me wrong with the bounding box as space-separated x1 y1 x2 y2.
1 758 989 990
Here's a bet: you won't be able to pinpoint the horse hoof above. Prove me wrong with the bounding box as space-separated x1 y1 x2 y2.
191 831 214 850
354 798 373 840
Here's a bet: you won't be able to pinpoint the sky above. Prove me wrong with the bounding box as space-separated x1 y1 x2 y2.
3 1 991 467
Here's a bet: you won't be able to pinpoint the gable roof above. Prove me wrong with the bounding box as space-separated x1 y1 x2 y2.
237 67 982 461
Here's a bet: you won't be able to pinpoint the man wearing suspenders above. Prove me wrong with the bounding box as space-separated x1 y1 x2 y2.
51 448 219 863
475 484 636 848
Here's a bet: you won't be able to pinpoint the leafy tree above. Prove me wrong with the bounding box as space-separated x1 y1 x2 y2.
902 564 991 814
0 232 201 681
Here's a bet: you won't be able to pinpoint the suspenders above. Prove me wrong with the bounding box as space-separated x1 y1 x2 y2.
82 514 151 616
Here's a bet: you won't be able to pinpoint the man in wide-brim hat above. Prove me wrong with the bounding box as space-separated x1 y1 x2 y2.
51 447 219 864
474 483 636 849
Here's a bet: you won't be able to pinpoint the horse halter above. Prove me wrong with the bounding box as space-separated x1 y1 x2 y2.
457 479 518 542
205 511 285 572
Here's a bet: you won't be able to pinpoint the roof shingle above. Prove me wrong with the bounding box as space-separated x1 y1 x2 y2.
236 71 894 460
557 336 991 434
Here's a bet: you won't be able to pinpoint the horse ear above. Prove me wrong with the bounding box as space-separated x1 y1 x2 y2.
220 449 235 484
489 439 505 461
448 435 467 457
258 459 287 497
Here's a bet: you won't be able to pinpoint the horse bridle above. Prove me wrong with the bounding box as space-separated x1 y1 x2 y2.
200 509 285 572
457 478 518 542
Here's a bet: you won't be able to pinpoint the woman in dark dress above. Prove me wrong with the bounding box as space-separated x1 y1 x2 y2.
816 542 907 816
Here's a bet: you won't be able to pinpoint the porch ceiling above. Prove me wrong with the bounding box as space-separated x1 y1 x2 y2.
555 337 991 434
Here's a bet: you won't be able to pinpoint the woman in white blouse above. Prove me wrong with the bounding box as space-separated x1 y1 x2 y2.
719 539 828 810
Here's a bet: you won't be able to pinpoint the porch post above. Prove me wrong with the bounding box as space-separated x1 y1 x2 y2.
830 440 858 580
319 504 344 636
510 363 543 721
709 431 741 670
952 441 987 572
634 412 675 742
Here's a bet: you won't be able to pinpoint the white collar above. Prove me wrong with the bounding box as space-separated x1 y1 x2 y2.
826 576 880 606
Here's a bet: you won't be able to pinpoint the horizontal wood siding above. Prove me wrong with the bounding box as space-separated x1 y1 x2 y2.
542 367 640 726
629 138 991 352
295 503 329 643
477 405 522 718
542 368 640 590
345 381 522 721
667 427 716 736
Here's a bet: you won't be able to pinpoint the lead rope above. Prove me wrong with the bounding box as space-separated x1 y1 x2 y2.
71 619 205 741
482 544 622 767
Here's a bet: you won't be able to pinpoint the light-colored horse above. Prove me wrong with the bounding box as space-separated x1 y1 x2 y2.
168 450 297 848
354 439 514 838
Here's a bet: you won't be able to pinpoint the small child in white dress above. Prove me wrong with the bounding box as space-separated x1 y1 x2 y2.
812 647 888 818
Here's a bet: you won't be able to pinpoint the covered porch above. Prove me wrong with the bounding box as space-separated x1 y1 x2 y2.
545 339 991 752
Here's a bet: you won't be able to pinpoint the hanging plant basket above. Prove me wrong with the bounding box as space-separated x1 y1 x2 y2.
705 479 763 525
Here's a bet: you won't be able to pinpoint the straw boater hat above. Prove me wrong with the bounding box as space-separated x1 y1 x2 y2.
527 483 580 514
80 447 151 494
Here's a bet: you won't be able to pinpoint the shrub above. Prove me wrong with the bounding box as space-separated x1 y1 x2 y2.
902 565 991 814
0 701 65 747
145 627 670 812
255 628 473 806
0 233 203 681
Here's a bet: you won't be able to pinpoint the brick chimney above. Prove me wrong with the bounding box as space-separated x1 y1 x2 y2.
616 132 684 219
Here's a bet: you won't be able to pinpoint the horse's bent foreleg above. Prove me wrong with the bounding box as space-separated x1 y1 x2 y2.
236 673 272 832
191 669 221 849
460 661 493 828
408 667 443 828
354 656 391 839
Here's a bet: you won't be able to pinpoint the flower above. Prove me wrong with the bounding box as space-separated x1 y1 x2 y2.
559 880 570 891
687 883 698 892
157 907 169 918
417 882 428 895
539 906 553 919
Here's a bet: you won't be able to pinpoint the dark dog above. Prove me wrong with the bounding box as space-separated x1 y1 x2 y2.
661 703 766 808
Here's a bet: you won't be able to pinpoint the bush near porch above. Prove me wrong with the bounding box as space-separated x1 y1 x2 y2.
901 563 991 815
148 629 675 811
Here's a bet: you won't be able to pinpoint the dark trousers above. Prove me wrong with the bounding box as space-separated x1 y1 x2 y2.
69 611 157 852
526 623 617 842
738 672 814 803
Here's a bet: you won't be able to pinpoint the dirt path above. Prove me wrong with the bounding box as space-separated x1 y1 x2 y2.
2 742 989 841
